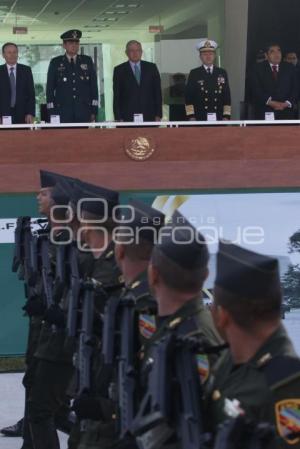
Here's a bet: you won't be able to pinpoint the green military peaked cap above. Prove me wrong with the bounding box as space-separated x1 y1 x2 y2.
157 210 209 270
215 241 281 298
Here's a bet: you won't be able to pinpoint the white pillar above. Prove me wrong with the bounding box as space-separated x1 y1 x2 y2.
224 0 249 119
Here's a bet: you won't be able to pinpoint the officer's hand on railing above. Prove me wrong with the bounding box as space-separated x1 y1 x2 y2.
72 391 102 420
23 298 46 317
44 304 65 328
90 114 96 122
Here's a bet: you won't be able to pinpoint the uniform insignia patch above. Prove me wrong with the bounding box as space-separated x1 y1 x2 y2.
58 66 65 71
195 354 210 384
197 80 204 84
105 250 114 259
80 64 88 70
275 399 300 445
139 314 156 339
217 76 225 84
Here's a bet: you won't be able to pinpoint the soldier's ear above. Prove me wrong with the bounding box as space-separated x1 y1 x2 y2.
114 243 125 263
211 302 229 332
147 262 159 287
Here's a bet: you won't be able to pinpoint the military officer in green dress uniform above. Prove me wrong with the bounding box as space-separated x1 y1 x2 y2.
207 241 300 448
132 210 223 448
46 29 99 123
185 39 231 121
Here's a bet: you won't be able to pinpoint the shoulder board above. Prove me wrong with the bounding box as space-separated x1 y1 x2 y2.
260 355 300 390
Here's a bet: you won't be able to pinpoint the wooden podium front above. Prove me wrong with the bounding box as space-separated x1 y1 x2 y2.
0 126 300 193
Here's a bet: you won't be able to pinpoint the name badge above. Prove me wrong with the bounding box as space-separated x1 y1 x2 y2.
134 113 144 123
2 116 12 125
207 113 217 121
50 115 61 124
265 112 275 121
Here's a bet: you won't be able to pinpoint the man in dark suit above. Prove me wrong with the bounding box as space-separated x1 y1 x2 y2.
46 30 99 123
185 39 231 121
113 40 162 122
251 43 298 120
0 42 35 124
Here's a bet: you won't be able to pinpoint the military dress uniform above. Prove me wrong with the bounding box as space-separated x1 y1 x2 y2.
185 66 231 120
185 39 231 121
207 241 300 448
208 325 300 448
132 210 223 449
76 270 158 449
73 200 165 449
46 30 99 123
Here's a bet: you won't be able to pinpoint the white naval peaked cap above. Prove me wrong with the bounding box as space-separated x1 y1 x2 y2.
196 39 218 51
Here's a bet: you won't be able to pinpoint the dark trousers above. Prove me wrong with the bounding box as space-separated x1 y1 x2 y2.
27 359 74 449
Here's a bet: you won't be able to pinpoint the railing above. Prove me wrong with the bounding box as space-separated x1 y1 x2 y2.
0 119 300 130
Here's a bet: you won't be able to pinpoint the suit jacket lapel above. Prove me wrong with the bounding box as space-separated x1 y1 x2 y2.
16 63 21 98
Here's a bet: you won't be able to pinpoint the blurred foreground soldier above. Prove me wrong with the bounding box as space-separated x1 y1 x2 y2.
0 42 35 124
131 211 223 449
251 43 298 120
24 171 78 449
185 39 231 121
72 200 165 449
46 30 98 123
208 241 300 448
113 40 162 122
67 182 123 449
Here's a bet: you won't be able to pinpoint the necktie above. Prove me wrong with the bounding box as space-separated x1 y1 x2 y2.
70 57 75 68
9 67 16 108
272 65 278 80
134 63 141 84
207 67 212 75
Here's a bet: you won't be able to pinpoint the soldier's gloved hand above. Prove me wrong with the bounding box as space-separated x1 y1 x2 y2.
23 298 46 317
44 304 65 328
72 392 102 420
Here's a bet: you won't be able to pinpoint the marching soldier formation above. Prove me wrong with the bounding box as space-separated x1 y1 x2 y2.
1 169 299 449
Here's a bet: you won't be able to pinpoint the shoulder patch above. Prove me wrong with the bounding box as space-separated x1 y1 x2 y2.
139 314 156 339
195 353 210 384
275 399 300 445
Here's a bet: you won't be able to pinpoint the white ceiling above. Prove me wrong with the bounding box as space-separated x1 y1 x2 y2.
0 0 216 44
